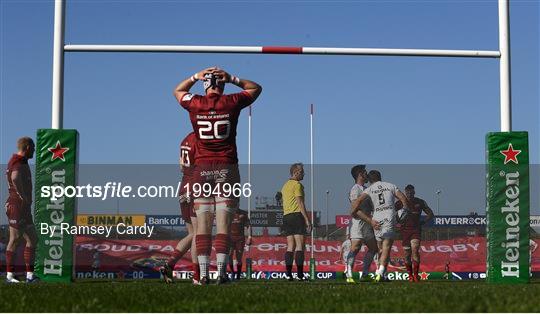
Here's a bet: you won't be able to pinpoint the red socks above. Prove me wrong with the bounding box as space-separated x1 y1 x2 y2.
167 249 183 268
195 234 212 256
192 263 200 281
6 250 14 272
6 248 35 273
406 262 413 279
214 233 229 255
24 247 35 272
413 260 420 277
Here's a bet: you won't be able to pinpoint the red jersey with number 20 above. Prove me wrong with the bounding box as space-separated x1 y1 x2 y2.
179 91 254 164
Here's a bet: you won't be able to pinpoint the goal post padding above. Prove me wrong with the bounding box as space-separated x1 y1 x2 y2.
34 129 79 282
486 131 529 283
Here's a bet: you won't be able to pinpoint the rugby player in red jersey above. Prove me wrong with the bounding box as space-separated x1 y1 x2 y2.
396 184 434 282
174 67 262 284
4 137 38 283
160 132 200 284
228 208 252 280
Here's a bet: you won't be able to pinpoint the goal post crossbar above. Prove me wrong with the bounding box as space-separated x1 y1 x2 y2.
64 44 501 58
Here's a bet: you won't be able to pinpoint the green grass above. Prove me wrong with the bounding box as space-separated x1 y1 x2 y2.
1 279 539 312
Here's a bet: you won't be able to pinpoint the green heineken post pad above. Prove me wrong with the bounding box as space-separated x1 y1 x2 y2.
486 131 529 283
34 129 79 282
310 257 316 281
246 257 252 279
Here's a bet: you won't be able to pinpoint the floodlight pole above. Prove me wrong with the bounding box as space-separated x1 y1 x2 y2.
498 0 512 132
51 0 65 129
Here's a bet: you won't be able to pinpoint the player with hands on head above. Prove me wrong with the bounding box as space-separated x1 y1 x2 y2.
174 66 262 285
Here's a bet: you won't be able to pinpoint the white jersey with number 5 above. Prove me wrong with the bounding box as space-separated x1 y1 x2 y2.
362 181 400 226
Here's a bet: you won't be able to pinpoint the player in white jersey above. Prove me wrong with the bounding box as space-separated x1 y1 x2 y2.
350 170 411 282
345 165 378 283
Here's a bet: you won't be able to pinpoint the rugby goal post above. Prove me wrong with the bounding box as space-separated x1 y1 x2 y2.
34 0 529 283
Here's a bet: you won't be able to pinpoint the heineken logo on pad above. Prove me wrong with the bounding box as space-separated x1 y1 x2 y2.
43 169 67 276
500 143 521 164
500 170 520 277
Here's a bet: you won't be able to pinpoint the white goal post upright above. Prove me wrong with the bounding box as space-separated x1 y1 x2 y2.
51 0 65 129
498 0 512 131
310 104 314 262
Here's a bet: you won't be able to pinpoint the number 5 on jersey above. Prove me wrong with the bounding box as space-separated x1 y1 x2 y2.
378 193 385 205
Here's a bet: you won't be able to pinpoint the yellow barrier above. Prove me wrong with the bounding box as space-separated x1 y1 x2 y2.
77 215 146 226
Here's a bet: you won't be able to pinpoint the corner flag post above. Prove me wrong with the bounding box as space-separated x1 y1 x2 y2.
309 104 316 280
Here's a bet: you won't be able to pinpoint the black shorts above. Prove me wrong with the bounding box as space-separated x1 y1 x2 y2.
283 212 306 236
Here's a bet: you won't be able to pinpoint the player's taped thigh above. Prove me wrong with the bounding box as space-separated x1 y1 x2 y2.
215 196 238 213
194 197 215 214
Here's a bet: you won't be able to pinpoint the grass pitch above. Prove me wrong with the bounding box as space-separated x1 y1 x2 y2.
1 279 539 312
